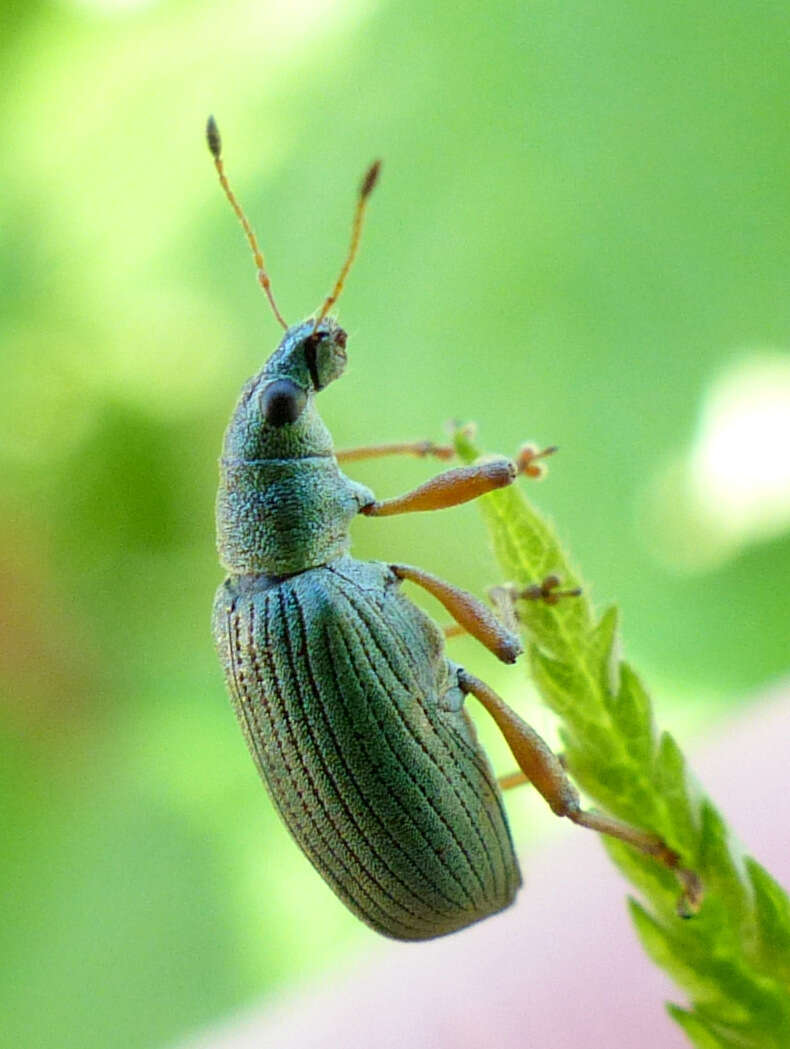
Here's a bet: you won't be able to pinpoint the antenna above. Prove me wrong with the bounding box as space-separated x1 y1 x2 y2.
206 116 288 330
313 159 381 329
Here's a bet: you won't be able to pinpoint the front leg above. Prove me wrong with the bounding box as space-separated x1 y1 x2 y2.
353 439 559 517
360 459 517 516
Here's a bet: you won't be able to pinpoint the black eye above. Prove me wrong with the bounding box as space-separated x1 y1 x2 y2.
260 379 307 427
303 333 324 390
303 328 348 390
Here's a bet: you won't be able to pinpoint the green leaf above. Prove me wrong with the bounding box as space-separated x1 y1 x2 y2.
611 662 655 764
529 645 579 717
667 1006 747 1049
605 839 682 917
698 802 749 934
747 859 790 979
589 605 620 699
653 732 697 853
628 899 739 1011
456 425 790 1047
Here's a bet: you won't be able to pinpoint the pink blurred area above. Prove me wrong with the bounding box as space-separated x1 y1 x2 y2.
181 682 790 1049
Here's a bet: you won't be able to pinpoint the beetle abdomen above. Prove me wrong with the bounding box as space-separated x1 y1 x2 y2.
213 557 521 940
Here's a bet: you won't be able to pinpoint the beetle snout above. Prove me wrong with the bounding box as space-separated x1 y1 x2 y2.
260 378 308 427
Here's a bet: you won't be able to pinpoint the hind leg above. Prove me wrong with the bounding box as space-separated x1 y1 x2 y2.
457 668 702 915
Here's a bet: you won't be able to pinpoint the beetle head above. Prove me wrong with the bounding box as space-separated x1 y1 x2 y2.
257 317 347 427
221 318 348 461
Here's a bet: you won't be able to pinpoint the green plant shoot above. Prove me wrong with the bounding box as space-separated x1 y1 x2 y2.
455 427 790 1048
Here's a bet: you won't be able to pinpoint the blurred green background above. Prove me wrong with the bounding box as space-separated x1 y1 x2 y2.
2 1 789 1047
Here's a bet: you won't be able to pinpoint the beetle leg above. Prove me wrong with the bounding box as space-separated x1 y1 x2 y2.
487 584 522 635
335 440 455 463
497 770 530 791
443 622 466 640
444 576 575 642
516 443 557 479
444 574 579 644
519 574 583 605
458 669 703 916
360 459 517 516
357 443 559 517
489 578 582 623
499 753 566 791
391 563 523 664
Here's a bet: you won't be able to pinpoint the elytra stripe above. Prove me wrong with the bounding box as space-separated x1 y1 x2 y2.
276 587 449 924
336 584 502 899
225 604 379 925
318 619 477 914
337 609 488 901
250 598 426 936
289 590 468 915
350 580 517 898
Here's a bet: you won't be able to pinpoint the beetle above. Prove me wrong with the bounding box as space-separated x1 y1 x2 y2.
207 117 700 940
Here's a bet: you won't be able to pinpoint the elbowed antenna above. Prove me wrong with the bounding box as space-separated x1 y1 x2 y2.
206 116 288 330
313 159 381 329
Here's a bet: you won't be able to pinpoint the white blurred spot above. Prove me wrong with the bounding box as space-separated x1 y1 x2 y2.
640 352 790 572
692 356 790 537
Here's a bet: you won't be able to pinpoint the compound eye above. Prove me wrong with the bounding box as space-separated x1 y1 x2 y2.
305 328 348 390
260 379 307 427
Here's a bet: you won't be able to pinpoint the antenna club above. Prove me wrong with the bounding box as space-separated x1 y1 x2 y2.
206 115 221 159
313 159 381 327
206 119 288 330
361 159 381 199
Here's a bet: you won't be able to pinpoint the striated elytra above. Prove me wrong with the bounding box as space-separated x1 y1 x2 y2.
208 119 702 941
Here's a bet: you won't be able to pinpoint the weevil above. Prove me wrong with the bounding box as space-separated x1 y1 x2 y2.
207 117 701 940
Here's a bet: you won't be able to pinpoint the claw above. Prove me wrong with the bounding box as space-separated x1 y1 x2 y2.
520 574 582 605
516 443 558 479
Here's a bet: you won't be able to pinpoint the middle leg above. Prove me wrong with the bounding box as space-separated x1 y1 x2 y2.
391 563 523 664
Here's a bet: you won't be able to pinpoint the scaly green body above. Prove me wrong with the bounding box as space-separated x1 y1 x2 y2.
212 319 521 940
213 558 519 939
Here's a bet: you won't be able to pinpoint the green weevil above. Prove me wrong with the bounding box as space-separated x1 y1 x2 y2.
207 117 701 940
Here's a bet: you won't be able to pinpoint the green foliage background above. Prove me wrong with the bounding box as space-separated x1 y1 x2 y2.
1 2 789 1048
